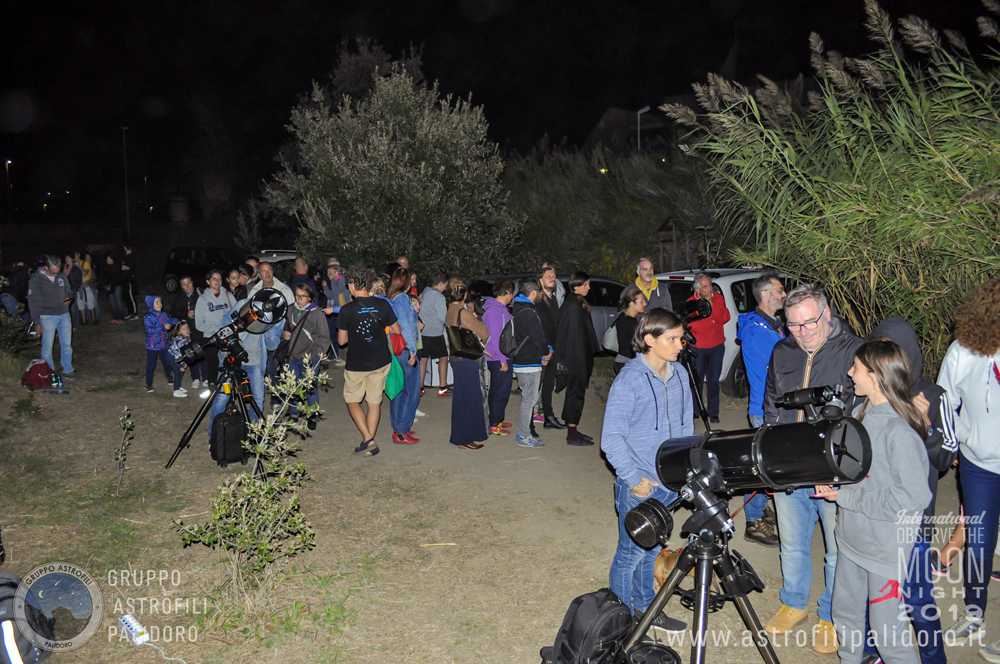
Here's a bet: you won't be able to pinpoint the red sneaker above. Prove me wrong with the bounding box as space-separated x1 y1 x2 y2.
393 432 420 444
500 422 512 429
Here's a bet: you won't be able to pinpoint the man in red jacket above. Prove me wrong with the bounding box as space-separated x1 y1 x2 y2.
686 273 731 423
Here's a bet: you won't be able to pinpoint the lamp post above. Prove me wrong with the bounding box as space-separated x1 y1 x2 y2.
637 106 651 151
4 160 10 222
122 127 130 239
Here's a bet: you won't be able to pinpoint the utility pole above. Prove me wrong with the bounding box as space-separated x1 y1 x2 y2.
122 127 130 239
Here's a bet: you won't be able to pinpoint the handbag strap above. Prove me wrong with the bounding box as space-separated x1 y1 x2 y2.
286 310 309 353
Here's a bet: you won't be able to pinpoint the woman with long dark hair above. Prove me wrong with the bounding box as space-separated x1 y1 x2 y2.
612 285 647 376
388 267 421 444
554 271 600 446
282 282 330 430
445 280 490 449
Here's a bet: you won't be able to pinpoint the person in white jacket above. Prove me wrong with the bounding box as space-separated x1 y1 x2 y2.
938 280 1000 661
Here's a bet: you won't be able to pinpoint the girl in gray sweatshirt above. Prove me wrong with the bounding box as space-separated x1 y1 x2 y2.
816 339 932 664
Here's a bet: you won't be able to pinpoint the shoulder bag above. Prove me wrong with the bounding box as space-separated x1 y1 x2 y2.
446 308 486 360
602 314 622 354
273 312 308 367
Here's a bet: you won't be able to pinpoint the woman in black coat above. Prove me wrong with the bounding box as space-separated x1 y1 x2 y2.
554 271 600 446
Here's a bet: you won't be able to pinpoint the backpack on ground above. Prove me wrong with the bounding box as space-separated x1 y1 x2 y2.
210 401 248 469
539 588 633 664
0 573 52 664
19 361 52 391
499 310 529 359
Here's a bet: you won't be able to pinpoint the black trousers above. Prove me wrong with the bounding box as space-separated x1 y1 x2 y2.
123 282 138 317
560 375 588 426
541 361 557 417
204 345 220 385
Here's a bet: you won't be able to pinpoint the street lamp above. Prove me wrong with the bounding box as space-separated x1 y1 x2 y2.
4 160 10 222
122 127 130 239
637 106 651 151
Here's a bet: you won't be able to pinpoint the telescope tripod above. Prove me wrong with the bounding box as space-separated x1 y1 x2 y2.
678 347 713 433
165 358 266 481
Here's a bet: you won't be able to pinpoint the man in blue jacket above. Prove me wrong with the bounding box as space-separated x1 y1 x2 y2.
601 308 691 636
735 272 785 547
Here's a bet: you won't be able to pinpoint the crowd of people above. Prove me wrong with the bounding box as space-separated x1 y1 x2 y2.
7 246 1000 663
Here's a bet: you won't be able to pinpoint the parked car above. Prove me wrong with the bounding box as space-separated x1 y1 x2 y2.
470 273 627 346
163 247 245 293
655 269 797 398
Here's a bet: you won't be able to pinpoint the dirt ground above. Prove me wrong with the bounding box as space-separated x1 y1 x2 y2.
0 319 993 663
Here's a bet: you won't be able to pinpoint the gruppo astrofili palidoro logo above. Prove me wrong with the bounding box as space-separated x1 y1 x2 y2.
14 562 104 652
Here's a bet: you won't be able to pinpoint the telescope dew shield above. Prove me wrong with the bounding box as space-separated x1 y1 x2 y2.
236 288 288 334
656 418 871 493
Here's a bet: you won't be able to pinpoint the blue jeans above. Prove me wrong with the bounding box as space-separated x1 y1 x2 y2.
208 363 264 437
959 452 1000 617
774 487 838 622
862 535 944 664
610 477 678 615
39 313 73 374
145 348 177 388
744 414 768 522
390 350 420 435
692 343 725 418
108 286 126 320
486 360 513 427
1 293 30 323
289 358 320 420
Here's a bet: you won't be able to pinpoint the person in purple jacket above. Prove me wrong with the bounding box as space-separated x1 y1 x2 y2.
143 295 179 394
482 279 515 436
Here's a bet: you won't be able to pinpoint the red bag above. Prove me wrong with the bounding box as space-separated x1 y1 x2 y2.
389 332 407 356
21 359 53 390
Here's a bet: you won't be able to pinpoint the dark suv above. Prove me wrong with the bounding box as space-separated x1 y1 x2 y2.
163 246 245 293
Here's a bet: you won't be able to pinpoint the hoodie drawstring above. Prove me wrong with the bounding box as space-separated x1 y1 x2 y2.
645 374 659 431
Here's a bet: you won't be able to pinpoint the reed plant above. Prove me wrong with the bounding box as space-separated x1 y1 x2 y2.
665 0 1000 373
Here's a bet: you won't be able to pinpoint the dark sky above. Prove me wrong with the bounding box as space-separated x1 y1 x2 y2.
0 0 987 223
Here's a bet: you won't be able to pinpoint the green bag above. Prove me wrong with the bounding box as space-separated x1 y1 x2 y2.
384 342 405 399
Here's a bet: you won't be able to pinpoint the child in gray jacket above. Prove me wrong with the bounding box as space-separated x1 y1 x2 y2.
816 339 932 663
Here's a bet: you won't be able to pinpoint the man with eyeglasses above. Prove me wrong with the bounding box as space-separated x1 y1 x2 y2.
761 283 862 654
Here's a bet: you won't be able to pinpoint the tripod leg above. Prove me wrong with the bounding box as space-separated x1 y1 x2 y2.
715 547 781 664
615 546 697 663
681 354 712 431
690 556 714 664
165 382 225 468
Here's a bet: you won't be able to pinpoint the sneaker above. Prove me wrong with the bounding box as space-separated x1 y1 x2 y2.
500 421 512 429
173 389 188 398
62 372 76 381
415 408 426 417
744 519 780 547
980 636 1000 662
515 434 544 448
190 379 200 389
944 614 984 645
764 605 808 635
812 619 839 655
860 653 882 664
635 609 686 634
438 387 452 396
146 386 154 393
490 425 510 436
532 413 545 422
709 416 721 423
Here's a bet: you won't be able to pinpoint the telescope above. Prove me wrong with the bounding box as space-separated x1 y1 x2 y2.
625 384 871 548
181 288 287 366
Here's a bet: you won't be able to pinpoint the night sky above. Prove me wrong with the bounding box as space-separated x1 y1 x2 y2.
0 0 987 225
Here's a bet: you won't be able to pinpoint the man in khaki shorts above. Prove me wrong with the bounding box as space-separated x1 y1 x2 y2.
337 265 400 458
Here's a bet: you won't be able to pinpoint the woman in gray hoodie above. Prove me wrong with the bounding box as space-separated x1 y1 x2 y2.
817 339 932 664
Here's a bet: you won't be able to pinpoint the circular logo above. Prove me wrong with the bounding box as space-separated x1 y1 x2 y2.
14 562 104 652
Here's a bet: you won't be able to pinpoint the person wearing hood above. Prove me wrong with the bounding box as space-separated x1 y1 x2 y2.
601 307 690 636
938 280 1000 661
554 271 601 446
860 316 957 664
143 295 179 393
736 272 786 547
482 279 515 437
510 277 552 448
282 283 331 431
762 283 863 654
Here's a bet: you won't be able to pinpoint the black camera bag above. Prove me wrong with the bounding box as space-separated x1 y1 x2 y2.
0 573 52 664
539 588 632 664
210 404 247 468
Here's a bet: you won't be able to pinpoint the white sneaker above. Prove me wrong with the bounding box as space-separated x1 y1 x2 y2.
944 614 984 645
415 409 426 417
178 387 187 394
173 389 188 398
190 379 200 389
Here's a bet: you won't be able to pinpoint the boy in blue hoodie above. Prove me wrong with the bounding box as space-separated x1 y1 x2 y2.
601 308 692 634
143 295 179 393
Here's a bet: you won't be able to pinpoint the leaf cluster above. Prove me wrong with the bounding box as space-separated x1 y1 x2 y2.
670 0 1000 373
115 407 135 497
267 68 524 277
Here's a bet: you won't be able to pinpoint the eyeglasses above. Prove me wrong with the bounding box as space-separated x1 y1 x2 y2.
787 316 823 332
